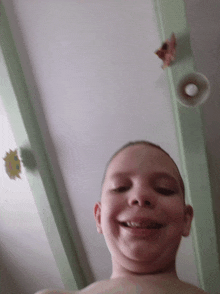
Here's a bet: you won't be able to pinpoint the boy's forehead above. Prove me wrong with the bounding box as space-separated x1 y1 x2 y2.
106 145 179 179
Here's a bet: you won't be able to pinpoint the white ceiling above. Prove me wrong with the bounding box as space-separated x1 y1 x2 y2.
2 0 220 290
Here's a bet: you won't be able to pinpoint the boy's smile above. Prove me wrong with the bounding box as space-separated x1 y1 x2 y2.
94 144 193 278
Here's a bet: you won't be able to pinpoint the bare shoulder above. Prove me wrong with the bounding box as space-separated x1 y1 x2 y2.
34 283 102 294
35 279 209 294
77 278 210 294
178 281 209 294
35 289 80 294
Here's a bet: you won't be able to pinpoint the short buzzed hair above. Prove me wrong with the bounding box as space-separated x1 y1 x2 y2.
101 140 185 200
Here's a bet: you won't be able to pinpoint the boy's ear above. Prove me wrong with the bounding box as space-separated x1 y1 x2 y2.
94 202 103 234
182 204 194 237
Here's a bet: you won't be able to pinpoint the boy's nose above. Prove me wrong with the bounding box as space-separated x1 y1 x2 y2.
128 187 157 208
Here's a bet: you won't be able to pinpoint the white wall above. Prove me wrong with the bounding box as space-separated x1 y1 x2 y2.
1 0 206 292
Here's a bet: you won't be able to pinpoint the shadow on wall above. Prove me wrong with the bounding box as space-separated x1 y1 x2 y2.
0 247 28 294
1 0 95 287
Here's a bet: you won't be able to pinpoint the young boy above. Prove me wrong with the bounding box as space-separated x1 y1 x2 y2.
36 140 208 294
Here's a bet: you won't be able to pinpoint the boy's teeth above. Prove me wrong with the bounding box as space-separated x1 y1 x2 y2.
125 221 161 229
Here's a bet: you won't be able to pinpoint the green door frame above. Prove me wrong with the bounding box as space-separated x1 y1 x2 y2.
153 0 220 292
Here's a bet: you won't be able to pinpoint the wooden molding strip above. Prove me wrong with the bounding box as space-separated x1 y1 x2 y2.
153 0 220 292
0 3 87 291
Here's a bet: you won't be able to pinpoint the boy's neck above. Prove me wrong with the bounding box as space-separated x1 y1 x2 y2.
110 271 179 281
110 262 179 282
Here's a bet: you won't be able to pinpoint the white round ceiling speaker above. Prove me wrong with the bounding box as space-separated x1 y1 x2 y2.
185 83 199 96
177 72 210 107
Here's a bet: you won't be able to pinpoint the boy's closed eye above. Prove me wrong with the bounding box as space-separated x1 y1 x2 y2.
113 186 130 193
156 188 175 195
112 186 175 195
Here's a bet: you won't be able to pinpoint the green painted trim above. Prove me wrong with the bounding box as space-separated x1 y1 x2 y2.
153 0 220 293
0 3 87 291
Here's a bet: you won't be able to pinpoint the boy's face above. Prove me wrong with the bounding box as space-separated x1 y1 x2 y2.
94 144 193 275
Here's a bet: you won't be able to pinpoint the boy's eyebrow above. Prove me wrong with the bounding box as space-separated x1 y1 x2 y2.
110 171 179 185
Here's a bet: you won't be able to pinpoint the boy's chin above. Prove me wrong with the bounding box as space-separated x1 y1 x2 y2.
111 248 177 275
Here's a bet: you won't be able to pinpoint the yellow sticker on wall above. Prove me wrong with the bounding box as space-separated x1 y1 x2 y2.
3 149 21 179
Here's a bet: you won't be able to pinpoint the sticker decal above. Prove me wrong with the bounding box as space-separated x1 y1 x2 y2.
155 32 177 69
3 149 21 179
